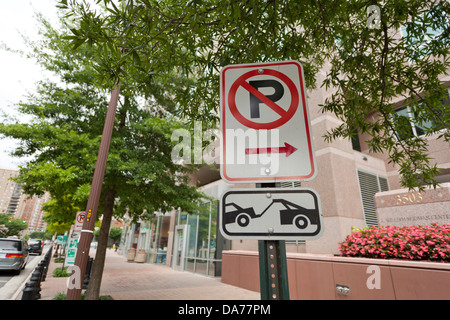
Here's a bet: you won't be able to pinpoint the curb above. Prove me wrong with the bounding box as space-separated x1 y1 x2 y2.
9 246 51 300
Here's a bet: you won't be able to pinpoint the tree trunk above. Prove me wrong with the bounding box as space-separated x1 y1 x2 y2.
84 187 116 300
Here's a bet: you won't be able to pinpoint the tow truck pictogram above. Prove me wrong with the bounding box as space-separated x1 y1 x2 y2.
223 199 320 229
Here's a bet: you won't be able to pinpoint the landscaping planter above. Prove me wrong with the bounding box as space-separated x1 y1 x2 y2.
221 250 450 300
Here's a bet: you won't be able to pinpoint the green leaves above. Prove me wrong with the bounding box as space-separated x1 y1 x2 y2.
0 8 206 230
7 0 449 203
0 214 28 237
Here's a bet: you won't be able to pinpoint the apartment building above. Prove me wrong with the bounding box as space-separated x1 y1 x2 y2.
18 192 50 233
0 168 49 234
0 169 26 217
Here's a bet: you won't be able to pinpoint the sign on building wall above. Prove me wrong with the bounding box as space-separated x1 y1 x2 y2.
375 184 450 227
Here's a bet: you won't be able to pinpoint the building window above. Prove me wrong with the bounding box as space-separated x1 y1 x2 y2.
179 200 221 277
401 5 448 61
350 127 362 152
393 91 449 140
357 170 389 226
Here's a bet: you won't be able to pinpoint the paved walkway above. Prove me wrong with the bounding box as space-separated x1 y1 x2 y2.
39 249 260 300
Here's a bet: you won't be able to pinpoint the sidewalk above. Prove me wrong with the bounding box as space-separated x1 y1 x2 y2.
39 249 260 300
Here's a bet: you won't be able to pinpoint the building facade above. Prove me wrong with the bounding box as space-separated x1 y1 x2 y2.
119 69 449 276
18 192 50 233
119 14 450 277
0 168 49 234
0 169 26 217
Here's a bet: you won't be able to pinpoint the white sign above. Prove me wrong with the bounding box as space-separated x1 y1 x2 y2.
65 232 80 265
74 211 85 231
56 235 67 245
220 60 316 183
219 188 323 240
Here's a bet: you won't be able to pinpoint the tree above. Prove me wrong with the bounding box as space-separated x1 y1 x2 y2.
109 226 122 244
0 12 204 299
59 0 450 189
0 214 28 237
29 231 53 240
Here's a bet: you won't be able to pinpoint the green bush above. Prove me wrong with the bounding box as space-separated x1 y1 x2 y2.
52 267 71 277
52 292 113 300
52 292 68 300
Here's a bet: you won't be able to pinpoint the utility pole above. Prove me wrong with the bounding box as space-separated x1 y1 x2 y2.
66 86 121 300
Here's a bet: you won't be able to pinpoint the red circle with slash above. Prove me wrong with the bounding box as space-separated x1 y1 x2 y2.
228 69 299 130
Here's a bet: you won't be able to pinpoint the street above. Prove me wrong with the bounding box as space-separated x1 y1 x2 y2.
0 247 49 300
0 255 38 288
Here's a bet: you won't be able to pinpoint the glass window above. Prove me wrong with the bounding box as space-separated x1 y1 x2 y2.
401 6 448 61
185 258 195 272
393 107 415 140
0 239 21 251
186 214 198 258
176 200 223 277
196 203 210 259
393 94 449 140
148 215 170 264
209 201 218 260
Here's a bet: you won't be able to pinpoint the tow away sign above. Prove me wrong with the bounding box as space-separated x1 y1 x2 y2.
220 60 316 183
219 188 323 240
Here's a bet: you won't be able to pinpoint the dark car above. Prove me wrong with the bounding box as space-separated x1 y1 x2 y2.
0 238 29 274
28 239 43 255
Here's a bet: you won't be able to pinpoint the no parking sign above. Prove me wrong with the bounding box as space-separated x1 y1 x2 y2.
74 211 85 231
220 60 316 183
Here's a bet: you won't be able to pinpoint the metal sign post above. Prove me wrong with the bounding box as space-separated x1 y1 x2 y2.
219 187 324 300
258 239 290 300
219 60 323 301
258 184 289 301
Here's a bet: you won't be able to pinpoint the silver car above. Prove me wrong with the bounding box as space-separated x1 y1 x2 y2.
0 238 29 274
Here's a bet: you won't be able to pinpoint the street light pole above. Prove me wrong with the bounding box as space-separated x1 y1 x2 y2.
66 86 121 300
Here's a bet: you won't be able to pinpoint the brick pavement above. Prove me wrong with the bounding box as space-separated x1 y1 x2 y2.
39 249 260 300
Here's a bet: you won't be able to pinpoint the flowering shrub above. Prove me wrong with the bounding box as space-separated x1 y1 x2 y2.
0 224 8 238
339 223 450 262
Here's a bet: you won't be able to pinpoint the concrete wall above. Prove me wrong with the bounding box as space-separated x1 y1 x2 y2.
222 250 450 300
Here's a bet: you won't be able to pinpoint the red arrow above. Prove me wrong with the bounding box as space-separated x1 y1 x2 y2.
245 143 298 157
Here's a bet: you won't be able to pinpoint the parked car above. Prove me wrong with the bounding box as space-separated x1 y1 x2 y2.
0 238 29 274
28 239 43 255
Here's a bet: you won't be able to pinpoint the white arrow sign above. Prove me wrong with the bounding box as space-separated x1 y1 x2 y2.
220 60 316 183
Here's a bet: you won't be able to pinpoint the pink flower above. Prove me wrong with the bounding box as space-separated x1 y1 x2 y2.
339 224 450 262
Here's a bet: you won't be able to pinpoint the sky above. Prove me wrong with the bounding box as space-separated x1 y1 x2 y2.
0 0 60 170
